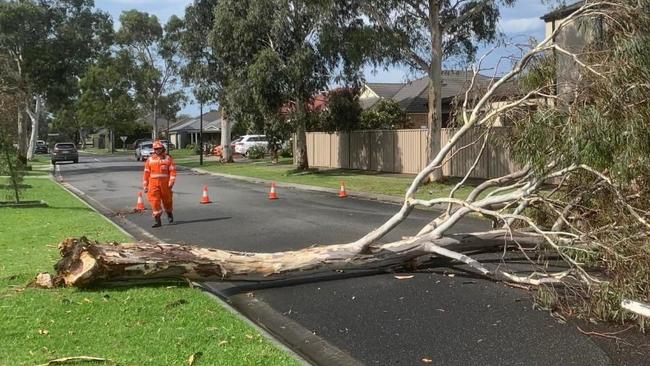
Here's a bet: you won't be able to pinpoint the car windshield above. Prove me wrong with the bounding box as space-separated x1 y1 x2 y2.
142 144 153 149
56 144 75 149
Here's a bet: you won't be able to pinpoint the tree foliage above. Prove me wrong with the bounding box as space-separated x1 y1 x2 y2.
510 0 650 323
360 99 408 130
0 0 113 159
319 88 362 132
75 57 139 138
210 0 371 169
116 10 184 138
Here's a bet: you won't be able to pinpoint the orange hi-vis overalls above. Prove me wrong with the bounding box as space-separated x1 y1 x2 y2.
143 154 176 217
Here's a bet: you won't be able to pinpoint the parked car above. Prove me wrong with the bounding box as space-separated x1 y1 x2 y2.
34 140 48 154
212 138 242 157
233 135 268 156
132 138 151 150
51 143 78 164
135 142 154 161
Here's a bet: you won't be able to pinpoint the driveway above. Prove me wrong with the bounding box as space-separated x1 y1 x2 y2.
53 154 617 365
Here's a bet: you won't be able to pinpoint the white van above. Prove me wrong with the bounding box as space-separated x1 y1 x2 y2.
233 135 268 155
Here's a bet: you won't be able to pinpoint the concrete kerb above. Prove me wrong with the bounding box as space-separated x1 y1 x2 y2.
51 172 357 366
189 167 406 206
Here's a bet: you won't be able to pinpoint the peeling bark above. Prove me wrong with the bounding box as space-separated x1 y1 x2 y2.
38 233 544 288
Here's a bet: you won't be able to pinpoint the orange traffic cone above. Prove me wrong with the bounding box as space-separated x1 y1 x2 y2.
338 181 348 198
200 185 212 204
136 191 146 211
268 182 279 200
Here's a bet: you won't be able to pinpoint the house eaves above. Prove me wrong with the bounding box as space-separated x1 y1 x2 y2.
541 1 584 22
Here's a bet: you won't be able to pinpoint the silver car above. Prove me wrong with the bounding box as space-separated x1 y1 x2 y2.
135 142 154 161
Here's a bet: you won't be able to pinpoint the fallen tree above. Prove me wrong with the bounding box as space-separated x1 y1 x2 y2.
36 0 649 327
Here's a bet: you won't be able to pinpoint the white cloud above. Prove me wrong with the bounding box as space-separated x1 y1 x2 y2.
499 17 544 35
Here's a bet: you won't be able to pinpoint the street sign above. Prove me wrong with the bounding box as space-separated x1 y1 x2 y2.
120 136 127 142
120 136 128 151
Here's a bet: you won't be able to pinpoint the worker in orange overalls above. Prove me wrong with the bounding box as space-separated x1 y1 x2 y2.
143 140 176 227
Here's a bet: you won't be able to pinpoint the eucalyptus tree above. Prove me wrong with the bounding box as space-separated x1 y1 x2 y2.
359 0 517 180
116 11 184 139
0 0 112 160
210 0 368 170
75 56 138 153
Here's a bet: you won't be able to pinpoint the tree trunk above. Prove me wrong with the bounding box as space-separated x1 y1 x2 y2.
16 108 27 164
38 232 542 288
294 99 309 170
427 0 443 182
25 95 43 161
152 100 158 140
4 148 20 203
80 129 87 150
221 109 233 162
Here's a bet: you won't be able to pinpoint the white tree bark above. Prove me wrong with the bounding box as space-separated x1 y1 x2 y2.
25 95 43 161
220 109 233 162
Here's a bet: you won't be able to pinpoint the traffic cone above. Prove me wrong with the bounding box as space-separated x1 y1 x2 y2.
135 191 146 211
268 182 279 200
338 181 348 198
200 185 212 204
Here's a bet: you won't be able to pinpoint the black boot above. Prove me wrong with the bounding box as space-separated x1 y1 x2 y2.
152 215 162 228
167 211 174 223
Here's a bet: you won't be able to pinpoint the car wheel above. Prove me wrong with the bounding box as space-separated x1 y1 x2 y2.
73 159 78 164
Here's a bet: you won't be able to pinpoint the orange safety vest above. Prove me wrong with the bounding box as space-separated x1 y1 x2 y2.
143 154 176 189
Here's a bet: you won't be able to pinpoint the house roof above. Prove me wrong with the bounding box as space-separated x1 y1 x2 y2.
365 70 498 113
169 110 222 133
364 83 404 99
541 1 584 22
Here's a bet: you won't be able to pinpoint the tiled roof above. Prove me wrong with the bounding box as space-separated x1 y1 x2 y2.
169 110 222 133
370 71 498 113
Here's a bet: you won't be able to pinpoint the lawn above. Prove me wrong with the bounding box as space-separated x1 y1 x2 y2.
0 178 299 366
179 157 479 201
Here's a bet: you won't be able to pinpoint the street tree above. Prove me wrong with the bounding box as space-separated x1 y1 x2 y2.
0 0 112 161
116 10 184 139
359 0 516 181
37 1 650 325
180 0 235 161
0 91 24 203
75 57 138 153
210 0 369 170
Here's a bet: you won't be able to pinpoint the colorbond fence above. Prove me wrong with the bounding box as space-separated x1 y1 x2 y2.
296 128 520 179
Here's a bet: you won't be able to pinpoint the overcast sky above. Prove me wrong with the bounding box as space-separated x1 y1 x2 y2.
95 0 559 115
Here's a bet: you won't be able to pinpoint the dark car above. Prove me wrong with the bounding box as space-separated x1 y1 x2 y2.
51 143 78 164
34 140 48 154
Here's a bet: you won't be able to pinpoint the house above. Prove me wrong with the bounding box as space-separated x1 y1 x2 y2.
168 110 223 149
359 71 497 128
541 1 603 100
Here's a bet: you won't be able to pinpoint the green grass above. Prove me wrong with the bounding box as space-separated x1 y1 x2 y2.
169 148 199 160
179 157 478 201
0 178 299 366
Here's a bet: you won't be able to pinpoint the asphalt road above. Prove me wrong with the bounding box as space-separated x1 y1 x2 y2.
55 153 615 366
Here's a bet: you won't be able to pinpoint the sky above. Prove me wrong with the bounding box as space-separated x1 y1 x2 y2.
95 0 557 115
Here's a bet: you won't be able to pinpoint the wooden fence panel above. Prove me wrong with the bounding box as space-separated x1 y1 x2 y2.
300 128 518 179
350 131 370 170
395 129 425 174
370 131 395 172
